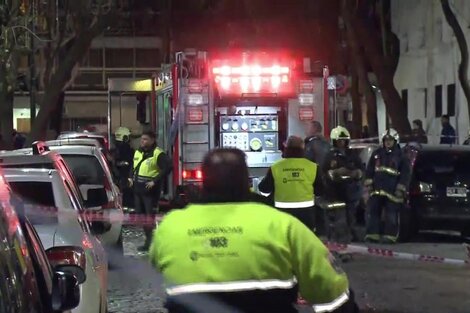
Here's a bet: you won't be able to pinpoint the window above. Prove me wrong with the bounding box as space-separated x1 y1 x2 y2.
435 85 442 117
105 48 133 68
424 88 428 118
61 155 106 186
447 83 456 116
401 89 408 115
135 49 161 67
9 182 58 225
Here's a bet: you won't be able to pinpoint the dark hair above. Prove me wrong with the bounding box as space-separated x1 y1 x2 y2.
442 114 450 120
142 130 156 139
412 119 423 128
311 121 323 133
201 148 250 203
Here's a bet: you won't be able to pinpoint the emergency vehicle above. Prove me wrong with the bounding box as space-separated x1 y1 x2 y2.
107 49 330 202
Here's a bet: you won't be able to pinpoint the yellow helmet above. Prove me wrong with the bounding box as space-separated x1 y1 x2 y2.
115 127 131 142
330 126 351 141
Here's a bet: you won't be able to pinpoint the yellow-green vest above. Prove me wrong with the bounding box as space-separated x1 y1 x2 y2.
271 158 317 208
133 147 163 179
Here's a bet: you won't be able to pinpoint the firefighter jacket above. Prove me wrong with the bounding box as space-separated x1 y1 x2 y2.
323 148 364 202
149 202 352 313
365 145 411 203
259 158 320 209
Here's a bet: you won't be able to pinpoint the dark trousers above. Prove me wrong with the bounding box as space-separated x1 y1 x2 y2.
278 207 315 232
365 195 401 240
134 185 161 246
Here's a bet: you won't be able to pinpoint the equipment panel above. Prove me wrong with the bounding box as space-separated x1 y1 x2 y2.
220 115 279 152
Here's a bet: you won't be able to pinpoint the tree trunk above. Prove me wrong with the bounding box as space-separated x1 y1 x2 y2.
342 0 378 137
30 23 106 142
0 87 14 150
352 12 411 136
441 0 470 121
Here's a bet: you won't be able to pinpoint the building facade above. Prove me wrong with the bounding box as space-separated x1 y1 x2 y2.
392 0 470 143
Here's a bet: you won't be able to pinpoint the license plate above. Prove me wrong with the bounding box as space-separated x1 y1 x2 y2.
446 187 467 198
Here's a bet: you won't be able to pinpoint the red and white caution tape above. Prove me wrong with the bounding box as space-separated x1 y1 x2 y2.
325 242 470 267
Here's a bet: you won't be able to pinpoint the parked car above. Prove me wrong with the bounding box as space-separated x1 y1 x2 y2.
46 138 124 251
4 167 109 313
0 142 120 248
0 169 85 313
404 144 470 238
57 132 113 165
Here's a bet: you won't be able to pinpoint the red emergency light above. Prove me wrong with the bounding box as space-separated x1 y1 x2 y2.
212 64 292 94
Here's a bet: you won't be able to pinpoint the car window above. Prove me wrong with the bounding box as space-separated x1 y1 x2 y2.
414 151 470 181
61 155 106 186
55 159 86 207
63 180 92 234
8 182 58 225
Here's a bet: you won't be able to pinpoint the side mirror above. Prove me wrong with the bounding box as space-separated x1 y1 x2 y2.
51 270 81 311
84 187 108 208
46 246 87 285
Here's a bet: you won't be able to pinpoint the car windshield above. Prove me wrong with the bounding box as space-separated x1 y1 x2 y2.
61 155 106 186
414 151 470 182
8 181 58 225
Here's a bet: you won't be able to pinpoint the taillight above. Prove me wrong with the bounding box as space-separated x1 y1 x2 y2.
182 169 203 181
46 246 86 269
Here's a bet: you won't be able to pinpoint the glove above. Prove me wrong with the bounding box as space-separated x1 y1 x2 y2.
352 169 363 180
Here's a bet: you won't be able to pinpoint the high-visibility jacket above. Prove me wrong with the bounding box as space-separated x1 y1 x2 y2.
150 202 350 313
133 147 163 180
271 158 317 208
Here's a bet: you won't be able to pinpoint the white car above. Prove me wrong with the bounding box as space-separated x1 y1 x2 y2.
4 167 108 313
0 141 124 251
46 138 124 250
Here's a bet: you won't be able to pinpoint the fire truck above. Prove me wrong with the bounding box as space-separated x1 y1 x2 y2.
107 49 330 203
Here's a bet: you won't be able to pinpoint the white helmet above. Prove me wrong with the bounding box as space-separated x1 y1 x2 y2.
330 126 351 141
381 128 399 143
115 127 131 142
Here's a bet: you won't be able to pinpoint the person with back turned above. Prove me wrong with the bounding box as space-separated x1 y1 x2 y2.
149 148 358 313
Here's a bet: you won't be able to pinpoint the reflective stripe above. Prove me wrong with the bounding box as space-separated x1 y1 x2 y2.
166 278 297 296
312 290 350 313
364 178 373 186
370 190 404 203
275 200 315 209
375 166 400 176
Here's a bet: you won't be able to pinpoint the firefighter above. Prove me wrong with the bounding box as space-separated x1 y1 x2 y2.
364 128 411 244
258 135 322 232
129 130 172 251
323 126 364 243
149 148 358 313
114 127 134 191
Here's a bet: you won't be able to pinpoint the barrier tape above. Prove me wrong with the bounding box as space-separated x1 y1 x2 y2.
24 205 470 266
325 242 470 267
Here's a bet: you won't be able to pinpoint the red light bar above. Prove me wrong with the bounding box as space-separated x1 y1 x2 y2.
182 169 203 181
212 65 290 76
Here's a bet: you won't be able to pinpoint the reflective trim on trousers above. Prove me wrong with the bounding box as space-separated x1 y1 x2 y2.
312 290 350 313
375 166 400 176
369 190 404 203
275 200 315 209
166 278 298 296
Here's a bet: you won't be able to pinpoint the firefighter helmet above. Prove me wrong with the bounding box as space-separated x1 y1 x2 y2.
381 128 399 143
115 127 131 142
330 126 351 141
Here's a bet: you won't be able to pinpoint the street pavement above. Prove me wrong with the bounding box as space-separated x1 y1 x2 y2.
108 227 470 313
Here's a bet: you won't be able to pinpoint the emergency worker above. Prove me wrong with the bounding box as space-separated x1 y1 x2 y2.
364 129 411 244
114 127 134 190
149 148 358 313
129 130 172 251
323 126 363 243
258 136 322 231
304 121 330 169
